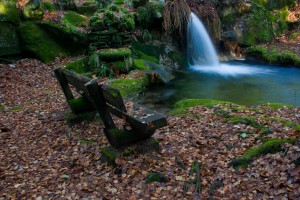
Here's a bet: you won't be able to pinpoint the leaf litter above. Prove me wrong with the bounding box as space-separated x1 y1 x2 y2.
0 59 299 199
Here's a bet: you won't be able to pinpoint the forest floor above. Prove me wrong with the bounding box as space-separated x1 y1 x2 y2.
0 59 299 199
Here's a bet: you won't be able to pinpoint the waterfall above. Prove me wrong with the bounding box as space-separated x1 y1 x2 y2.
187 12 219 67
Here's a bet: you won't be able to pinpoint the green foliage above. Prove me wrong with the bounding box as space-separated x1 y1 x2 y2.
98 48 132 61
19 22 71 63
115 0 124 5
136 2 164 28
290 32 300 40
170 99 233 115
65 58 89 74
241 4 288 46
230 138 297 168
108 75 149 97
259 127 272 136
90 4 135 31
122 149 134 157
22 0 44 20
146 172 168 183
61 11 88 27
0 0 20 24
133 0 149 8
89 54 99 71
256 0 296 10
246 45 300 66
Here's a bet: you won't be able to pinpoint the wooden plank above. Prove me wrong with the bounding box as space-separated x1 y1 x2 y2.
85 80 115 129
105 102 167 134
101 85 127 112
62 68 91 96
54 67 74 101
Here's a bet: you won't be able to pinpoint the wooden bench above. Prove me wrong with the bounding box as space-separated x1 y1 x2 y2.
54 67 167 147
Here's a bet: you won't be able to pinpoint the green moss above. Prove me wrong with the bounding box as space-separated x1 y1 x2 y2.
227 115 262 128
42 1 57 12
0 105 4 110
266 102 293 109
290 32 300 40
108 75 149 97
135 51 158 63
122 149 134 157
133 59 150 70
241 4 288 46
80 139 94 145
170 99 233 116
295 124 300 131
263 0 295 10
0 0 20 24
246 45 300 67
115 0 124 5
145 172 168 183
259 127 272 136
22 0 44 20
19 22 71 63
230 138 297 168
168 50 185 67
0 22 20 56
97 48 132 61
65 58 89 74
68 96 94 114
77 5 97 16
136 2 164 29
62 11 88 27
100 146 117 166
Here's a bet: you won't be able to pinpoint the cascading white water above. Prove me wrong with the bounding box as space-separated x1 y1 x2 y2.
187 12 273 76
187 12 219 66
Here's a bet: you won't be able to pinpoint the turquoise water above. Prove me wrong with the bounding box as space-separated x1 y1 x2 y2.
139 61 300 110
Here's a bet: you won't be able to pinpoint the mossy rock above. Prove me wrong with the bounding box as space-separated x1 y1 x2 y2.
0 0 20 24
61 11 88 27
241 4 288 46
108 75 149 97
168 50 185 67
65 57 89 74
170 99 234 116
246 45 300 67
135 2 164 29
146 172 168 183
0 22 20 56
39 21 88 52
97 48 132 61
135 51 158 63
229 138 297 168
133 59 150 70
54 0 77 10
19 22 71 63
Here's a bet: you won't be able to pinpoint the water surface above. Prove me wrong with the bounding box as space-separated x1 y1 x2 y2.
139 61 300 111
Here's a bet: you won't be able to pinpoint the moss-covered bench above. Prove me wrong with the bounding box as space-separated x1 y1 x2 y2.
54 67 167 147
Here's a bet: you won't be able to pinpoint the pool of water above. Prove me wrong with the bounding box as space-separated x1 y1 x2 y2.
138 61 300 111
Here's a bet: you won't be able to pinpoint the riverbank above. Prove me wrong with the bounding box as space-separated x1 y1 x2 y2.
0 59 299 199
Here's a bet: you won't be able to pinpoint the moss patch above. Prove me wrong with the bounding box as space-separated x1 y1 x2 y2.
108 75 149 97
226 115 262 128
62 11 88 27
65 58 89 74
97 48 132 61
170 99 233 116
241 4 288 46
246 45 300 66
133 59 150 70
0 0 20 24
230 138 297 168
100 146 117 166
0 105 4 110
19 22 70 63
145 172 168 183
68 96 95 114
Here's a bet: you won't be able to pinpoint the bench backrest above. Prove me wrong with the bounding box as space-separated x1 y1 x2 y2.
54 67 126 112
